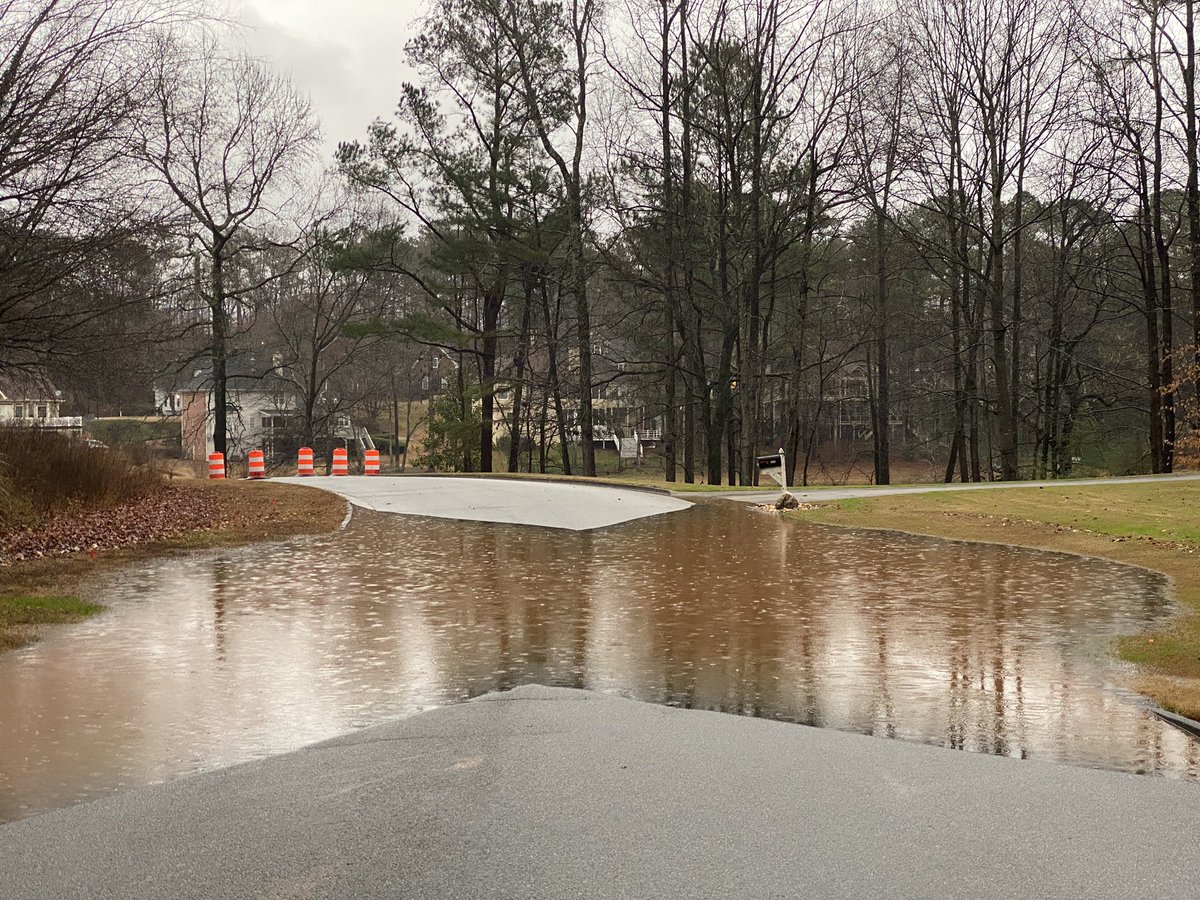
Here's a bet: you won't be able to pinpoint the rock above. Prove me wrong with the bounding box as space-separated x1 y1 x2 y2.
775 492 800 510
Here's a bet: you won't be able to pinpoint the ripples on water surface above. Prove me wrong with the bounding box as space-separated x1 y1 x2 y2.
1 501 1197 820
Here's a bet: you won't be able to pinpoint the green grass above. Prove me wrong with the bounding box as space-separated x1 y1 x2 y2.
0 595 103 651
86 417 178 445
0 595 102 624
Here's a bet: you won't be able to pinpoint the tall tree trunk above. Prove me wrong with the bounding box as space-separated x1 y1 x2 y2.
210 238 227 457
457 345 473 472
391 375 400 469
708 329 735 484
541 274 572 475
479 287 502 473
1142 208 1165 473
1151 26 1176 471
679 0 697 483
1009 180 1025 472
570 191 596 476
660 0 677 482
874 208 891 485
1189 0 1200 407
738 37 766 488
988 184 1017 480
507 268 534 473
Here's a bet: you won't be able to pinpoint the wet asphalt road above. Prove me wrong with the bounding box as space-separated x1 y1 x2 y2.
2 685 1197 899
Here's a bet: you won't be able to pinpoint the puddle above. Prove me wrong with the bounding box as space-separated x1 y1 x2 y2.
1 502 1196 821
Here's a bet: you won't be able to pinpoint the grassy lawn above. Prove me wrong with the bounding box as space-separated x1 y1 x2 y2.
86 416 179 445
0 595 104 652
794 480 1200 720
0 481 346 654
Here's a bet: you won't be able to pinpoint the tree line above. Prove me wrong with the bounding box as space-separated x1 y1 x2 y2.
4 0 1200 483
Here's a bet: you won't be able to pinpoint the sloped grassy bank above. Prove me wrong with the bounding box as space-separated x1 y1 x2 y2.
792 480 1200 720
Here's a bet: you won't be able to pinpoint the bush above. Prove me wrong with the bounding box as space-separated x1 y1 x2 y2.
415 387 482 471
0 428 153 527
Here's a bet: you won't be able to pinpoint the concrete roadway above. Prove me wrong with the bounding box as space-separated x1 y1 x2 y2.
704 470 1200 503
274 475 693 531
2 686 1196 899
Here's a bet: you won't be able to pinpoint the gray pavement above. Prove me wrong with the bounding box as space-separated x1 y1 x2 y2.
275 475 692 531
706 470 1200 503
2 685 1197 899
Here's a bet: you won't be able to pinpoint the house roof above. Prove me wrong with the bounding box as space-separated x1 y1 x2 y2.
0 372 60 403
158 353 293 396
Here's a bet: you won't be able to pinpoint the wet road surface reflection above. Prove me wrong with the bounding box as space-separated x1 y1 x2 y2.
2 502 1197 820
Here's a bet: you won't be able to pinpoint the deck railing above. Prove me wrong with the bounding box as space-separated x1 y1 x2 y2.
5 416 84 429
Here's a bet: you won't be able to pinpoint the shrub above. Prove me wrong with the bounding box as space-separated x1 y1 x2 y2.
0 428 154 527
415 387 482 471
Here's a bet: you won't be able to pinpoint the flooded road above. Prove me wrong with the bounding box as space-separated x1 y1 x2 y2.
2 502 1197 821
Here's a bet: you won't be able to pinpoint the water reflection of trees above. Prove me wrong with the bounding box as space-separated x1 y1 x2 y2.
334 507 1189 773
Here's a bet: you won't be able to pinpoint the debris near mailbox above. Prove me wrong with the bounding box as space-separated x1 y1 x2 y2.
775 491 800 510
754 496 818 514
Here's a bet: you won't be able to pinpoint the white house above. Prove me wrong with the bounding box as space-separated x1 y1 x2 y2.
0 374 82 431
173 362 373 462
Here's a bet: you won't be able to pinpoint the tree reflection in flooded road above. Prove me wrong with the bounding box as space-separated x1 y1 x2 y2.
1 502 1196 821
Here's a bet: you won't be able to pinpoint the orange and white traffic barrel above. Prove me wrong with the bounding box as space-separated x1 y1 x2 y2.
208 452 225 480
296 447 314 476
247 449 266 479
331 447 349 476
364 449 380 475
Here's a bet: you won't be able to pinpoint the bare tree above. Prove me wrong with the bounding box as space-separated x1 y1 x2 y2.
139 34 318 456
0 0 197 374
269 201 391 448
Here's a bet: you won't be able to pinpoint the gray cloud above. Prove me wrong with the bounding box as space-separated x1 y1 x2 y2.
234 1 425 160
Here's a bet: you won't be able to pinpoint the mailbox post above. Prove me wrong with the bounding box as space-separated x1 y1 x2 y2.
756 448 787 492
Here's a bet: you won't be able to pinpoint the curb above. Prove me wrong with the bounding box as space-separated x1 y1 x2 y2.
1148 706 1200 741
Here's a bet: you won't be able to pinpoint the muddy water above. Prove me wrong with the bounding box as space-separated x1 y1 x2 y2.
2 502 1197 821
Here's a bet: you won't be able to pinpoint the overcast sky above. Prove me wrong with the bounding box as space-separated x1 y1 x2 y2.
233 1 427 159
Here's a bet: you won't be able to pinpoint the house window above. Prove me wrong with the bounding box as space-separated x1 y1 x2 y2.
431 356 439 370
37 405 47 418
14 405 24 418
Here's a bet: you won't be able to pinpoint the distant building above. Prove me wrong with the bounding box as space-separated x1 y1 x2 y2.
0 374 83 431
153 383 183 416
169 360 372 462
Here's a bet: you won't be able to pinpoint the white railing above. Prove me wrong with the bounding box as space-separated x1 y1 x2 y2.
4 416 84 429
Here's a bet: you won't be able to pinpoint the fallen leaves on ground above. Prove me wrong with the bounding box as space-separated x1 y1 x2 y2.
0 482 345 567
0 486 229 564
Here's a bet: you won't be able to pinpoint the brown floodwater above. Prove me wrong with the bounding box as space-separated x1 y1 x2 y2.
1 502 1197 821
